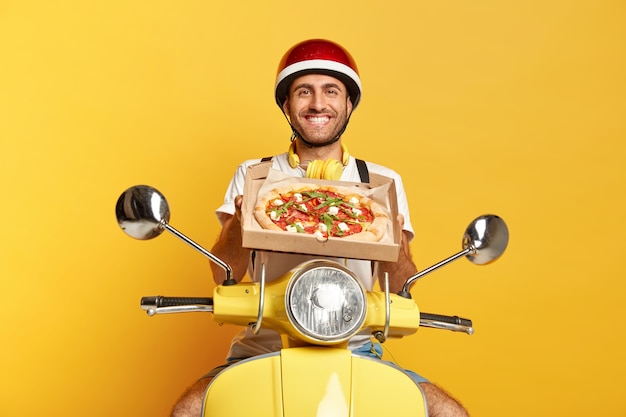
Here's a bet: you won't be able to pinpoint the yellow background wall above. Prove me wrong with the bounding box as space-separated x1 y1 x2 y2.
2 1 624 416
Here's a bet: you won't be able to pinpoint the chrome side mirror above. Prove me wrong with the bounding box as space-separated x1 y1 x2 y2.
115 185 236 285
399 214 509 297
116 185 170 240
463 215 509 265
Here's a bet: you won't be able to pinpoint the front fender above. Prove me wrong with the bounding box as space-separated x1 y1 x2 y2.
203 347 427 417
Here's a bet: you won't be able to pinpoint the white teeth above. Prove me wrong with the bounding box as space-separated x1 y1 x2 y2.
307 116 329 124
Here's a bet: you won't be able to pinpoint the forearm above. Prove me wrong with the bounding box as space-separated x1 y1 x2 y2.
210 214 251 284
377 230 417 293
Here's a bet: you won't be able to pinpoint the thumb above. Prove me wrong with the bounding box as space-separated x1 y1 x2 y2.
234 195 244 220
397 213 405 229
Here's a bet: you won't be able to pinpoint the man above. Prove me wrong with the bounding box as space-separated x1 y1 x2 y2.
171 39 469 417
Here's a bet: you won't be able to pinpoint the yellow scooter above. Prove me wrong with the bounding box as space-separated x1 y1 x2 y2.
116 186 509 417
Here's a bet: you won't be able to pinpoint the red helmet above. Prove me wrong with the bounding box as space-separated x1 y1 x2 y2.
275 39 362 110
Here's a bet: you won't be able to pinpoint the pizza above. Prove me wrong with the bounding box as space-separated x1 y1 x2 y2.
254 183 388 242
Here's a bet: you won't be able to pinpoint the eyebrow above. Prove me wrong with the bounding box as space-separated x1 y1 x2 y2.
292 82 344 92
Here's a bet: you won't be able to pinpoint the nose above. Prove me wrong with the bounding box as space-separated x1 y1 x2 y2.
308 92 327 111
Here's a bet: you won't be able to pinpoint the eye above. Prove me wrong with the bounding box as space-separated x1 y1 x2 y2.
296 89 311 97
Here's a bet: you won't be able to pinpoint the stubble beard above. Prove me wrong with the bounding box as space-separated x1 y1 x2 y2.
291 109 348 148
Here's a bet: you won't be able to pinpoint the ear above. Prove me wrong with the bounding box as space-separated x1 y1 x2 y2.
282 97 290 114
346 97 353 117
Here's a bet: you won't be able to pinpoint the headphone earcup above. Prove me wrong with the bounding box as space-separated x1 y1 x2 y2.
323 159 343 180
305 159 343 180
305 160 321 179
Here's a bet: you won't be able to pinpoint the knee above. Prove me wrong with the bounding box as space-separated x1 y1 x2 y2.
170 378 212 417
419 382 469 417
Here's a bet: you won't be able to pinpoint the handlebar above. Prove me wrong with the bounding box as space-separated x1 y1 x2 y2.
420 312 473 335
140 296 213 316
140 296 473 334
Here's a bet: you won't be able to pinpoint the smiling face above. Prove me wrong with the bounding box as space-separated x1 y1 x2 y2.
282 73 353 147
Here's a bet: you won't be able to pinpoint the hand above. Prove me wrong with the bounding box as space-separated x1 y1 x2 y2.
218 195 244 225
397 213 405 231
377 213 417 293
396 214 408 250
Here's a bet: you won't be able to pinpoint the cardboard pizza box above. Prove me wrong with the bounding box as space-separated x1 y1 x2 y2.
240 161 401 262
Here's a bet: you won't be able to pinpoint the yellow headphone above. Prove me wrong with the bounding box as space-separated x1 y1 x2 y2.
288 142 350 180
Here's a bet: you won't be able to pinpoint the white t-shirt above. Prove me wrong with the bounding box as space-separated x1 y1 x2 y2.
216 152 414 359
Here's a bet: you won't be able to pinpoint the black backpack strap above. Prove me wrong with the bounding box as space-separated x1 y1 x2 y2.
261 156 273 162
355 158 369 183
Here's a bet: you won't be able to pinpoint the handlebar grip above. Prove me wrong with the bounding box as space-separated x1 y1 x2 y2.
141 296 213 308
420 312 472 328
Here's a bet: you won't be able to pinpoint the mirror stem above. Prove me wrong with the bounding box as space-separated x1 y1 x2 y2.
398 247 474 298
162 222 236 285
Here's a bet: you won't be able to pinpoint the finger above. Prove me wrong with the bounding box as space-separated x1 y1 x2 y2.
234 195 244 221
397 213 405 229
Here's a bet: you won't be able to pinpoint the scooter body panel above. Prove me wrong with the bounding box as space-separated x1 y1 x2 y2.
202 346 427 417
202 353 284 417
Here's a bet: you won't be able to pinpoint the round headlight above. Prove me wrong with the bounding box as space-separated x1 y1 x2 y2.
285 260 366 344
